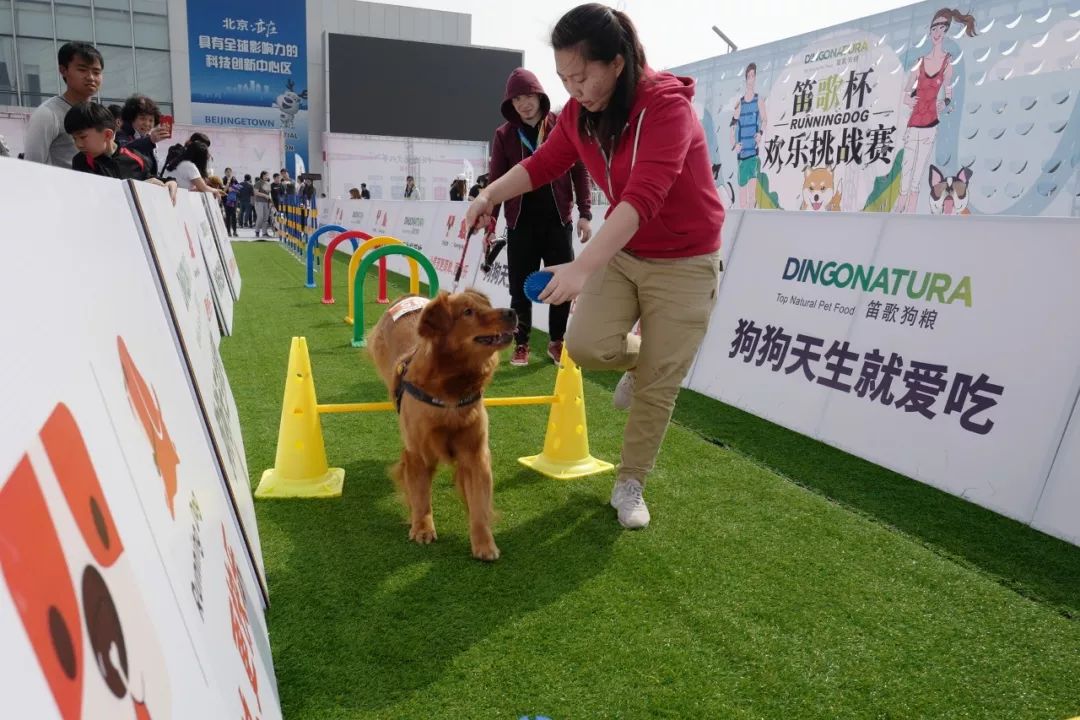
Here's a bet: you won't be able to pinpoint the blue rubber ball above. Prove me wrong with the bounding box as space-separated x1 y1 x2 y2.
524 271 553 304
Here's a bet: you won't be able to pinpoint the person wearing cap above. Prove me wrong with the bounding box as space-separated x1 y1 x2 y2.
486 67 593 367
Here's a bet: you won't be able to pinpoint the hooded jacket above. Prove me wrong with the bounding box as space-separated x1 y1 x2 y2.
116 122 160 177
488 68 592 232
520 69 724 258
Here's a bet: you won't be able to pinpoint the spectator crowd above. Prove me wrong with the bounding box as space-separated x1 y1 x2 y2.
11 40 307 239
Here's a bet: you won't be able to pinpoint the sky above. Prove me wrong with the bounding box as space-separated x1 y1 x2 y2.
366 0 921 105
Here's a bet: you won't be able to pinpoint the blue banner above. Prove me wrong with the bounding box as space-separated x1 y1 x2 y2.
187 0 308 176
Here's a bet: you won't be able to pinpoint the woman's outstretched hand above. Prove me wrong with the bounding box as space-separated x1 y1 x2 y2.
539 260 591 305
465 193 494 234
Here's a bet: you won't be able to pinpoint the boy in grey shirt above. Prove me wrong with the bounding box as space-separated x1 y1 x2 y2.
24 42 104 168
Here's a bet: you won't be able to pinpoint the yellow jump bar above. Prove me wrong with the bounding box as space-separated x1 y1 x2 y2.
317 395 559 414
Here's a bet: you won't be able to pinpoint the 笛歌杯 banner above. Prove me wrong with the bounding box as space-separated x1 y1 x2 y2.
685 0 1080 217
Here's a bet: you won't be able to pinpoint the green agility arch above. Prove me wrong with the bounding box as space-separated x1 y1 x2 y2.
351 245 439 347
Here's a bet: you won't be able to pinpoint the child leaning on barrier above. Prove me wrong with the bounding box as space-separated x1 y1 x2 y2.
64 102 178 204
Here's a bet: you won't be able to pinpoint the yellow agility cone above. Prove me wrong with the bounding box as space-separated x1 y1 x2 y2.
255 336 345 498
519 347 614 479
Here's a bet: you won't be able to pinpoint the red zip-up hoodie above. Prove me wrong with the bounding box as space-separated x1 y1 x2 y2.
520 69 724 258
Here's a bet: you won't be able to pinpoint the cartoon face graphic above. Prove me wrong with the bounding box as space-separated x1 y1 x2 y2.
928 165 973 215
800 166 842 211
118 337 180 518
0 404 171 719
272 79 307 129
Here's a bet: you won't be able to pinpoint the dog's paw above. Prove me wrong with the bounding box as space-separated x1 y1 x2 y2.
471 541 501 562
409 524 438 544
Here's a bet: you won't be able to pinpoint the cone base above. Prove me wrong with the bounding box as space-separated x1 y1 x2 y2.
255 466 345 499
518 453 614 480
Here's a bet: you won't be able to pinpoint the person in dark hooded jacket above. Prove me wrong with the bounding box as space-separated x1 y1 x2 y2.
487 67 593 368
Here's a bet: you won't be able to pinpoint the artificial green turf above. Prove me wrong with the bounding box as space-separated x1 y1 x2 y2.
221 243 1080 720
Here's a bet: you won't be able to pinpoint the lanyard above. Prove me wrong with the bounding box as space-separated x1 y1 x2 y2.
517 121 546 154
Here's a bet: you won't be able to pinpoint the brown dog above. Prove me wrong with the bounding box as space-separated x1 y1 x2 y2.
368 290 516 561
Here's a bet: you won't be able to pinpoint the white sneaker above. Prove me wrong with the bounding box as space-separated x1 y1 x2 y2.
612 370 635 411
610 478 650 529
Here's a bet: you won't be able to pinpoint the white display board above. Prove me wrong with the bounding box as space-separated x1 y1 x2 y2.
201 192 242 300
0 161 279 719
323 132 488 201
178 191 235 335
129 182 265 593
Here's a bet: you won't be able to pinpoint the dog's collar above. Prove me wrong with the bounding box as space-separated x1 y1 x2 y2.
393 353 482 413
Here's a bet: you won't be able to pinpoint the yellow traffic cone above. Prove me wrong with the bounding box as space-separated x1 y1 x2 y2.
518 347 614 479
255 337 345 498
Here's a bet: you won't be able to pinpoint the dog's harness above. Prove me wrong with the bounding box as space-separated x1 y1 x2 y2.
393 353 482 413
388 297 482 413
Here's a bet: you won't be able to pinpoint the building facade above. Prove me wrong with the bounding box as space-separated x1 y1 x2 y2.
1 0 474 174
0 0 171 111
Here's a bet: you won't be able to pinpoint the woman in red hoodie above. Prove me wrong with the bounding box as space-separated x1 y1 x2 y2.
466 3 725 530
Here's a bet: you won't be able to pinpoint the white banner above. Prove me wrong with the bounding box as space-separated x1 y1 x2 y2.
689 211 1080 524
323 133 488 202
129 181 264 592
0 162 279 719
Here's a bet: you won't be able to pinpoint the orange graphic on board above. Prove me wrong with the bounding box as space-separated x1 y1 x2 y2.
0 403 169 719
117 337 180 518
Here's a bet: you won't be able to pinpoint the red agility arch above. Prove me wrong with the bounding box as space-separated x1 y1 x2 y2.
322 230 373 304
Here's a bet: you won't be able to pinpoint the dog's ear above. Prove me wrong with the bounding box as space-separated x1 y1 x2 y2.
419 293 452 339
957 166 973 185
803 165 811 177
928 164 945 187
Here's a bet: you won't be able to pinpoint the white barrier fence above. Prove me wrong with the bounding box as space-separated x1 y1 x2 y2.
1034 393 1080 546
315 198 1080 547
318 198 739 334
0 158 281 719
323 133 489 202
162 124 285 181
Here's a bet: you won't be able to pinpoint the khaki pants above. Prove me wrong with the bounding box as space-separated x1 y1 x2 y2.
566 250 721 481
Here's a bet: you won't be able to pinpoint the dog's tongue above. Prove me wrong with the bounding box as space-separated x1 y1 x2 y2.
943 196 955 215
812 201 822 211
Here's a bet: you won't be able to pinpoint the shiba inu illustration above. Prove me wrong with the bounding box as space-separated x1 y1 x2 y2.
800 166 843 211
